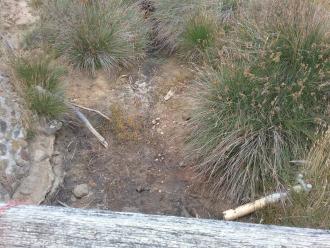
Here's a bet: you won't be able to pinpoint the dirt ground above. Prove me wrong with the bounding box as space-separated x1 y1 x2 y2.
51 58 231 218
1 0 232 219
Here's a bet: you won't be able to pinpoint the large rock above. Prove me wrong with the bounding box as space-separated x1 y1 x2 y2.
13 159 54 204
13 134 56 204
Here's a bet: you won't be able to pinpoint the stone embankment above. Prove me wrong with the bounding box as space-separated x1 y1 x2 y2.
0 73 63 204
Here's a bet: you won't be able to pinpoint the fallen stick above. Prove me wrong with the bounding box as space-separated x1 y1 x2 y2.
70 102 111 121
34 86 109 148
223 174 312 221
69 105 109 148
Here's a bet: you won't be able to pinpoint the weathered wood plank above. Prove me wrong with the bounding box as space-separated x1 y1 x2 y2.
0 204 330 247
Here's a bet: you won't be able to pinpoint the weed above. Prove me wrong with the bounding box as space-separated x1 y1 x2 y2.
39 0 148 75
187 0 330 202
13 55 67 118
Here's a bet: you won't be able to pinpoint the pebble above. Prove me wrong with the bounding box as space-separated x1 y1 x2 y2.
136 186 150 193
44 120 63 135
73 184 89 198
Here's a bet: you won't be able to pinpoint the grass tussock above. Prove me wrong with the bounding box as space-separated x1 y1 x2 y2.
187 0 330 202
39 0 148 75
180 12 224 62
152 0 239 60
13 55 67 118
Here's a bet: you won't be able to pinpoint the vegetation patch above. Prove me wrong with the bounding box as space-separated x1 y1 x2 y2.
38 0 148 75
13 55 67 118
187 0 330 202
152 0 238 60
260 129 330 229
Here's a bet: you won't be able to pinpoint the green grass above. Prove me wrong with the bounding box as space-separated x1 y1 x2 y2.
187 0 330 202
180 13 220 61
38 0 148 75
152 0 237 58
13 56 67 118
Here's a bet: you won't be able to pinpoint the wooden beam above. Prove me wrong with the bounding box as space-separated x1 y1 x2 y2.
0 204 330 247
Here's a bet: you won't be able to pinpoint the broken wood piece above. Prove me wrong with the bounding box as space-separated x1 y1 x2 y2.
70 102 111 121
164 89 175 101
70 105 109 148
223 191 288 221
223 175 312 221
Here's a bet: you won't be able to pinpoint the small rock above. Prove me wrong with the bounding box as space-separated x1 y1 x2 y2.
179 161 186 167
0 120 7 133
44 120 63 135
152 118 161 126
136 186 150 193
73 184 89 198
136 186 144 193
156 128 164 135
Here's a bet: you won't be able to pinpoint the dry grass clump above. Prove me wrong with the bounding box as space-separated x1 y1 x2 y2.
13 55 67 118
152 0 239 60
105 104 143 142
187 0 330 202
38 0 148 75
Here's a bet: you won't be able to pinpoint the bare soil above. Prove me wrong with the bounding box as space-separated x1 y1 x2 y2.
52 58 231 218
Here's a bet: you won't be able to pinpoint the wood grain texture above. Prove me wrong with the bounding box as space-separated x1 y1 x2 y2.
0 204 330 247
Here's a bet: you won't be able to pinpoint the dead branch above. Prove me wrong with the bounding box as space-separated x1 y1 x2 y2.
69 105 109 148
70 102 111 121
